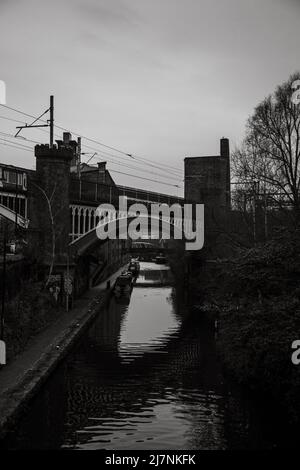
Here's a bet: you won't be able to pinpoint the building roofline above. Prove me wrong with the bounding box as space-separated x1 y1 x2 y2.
184 155 221 161
0 162 35 173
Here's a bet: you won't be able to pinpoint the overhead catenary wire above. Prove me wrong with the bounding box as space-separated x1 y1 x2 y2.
0 118 183 184
0 114 62 142
79 139 183 174
0 140 33 153
0 131 42 145
0 103 183 173
15 106 50 138
108 169 182 188
0 137 34 150
105 160 183 182
0 104 184 197
0 115 28 125
80 143 183 177
85 155 183 183
62 130 184 177
52 120 183 173
0 102 184 188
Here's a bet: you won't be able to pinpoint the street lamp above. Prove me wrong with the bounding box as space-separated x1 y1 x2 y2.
0 214 7 365
0 171 8 365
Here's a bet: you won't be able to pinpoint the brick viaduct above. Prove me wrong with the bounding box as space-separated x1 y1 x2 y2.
1 136 231 301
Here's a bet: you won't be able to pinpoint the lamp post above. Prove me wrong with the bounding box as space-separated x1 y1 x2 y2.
0 215 7 365
0 171 8 365
15 169 19 235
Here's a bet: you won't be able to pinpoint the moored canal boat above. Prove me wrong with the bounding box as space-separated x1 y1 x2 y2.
128 260 140 276
113 272 133 297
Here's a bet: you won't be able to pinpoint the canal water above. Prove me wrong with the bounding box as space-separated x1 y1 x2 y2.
0 262 295 449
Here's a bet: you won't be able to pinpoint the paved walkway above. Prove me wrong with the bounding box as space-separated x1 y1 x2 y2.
0 264 126 437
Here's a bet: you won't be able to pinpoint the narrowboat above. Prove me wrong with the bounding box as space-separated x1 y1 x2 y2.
113 272 133 297
128 260 140 276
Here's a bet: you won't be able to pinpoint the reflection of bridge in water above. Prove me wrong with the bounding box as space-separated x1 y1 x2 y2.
59 283 225 449
136 267 173 286
1 268 267 450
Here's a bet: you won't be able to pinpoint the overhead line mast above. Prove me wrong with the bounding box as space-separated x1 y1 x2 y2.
14 95 54 148
50 95 54 148
1 96 183 180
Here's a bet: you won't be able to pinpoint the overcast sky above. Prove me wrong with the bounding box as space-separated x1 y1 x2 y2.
0 0 299 195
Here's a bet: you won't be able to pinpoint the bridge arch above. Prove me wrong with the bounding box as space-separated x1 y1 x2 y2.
69 212 193 257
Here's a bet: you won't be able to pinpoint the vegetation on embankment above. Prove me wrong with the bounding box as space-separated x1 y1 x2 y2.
4 283 63 361
196 229 300 422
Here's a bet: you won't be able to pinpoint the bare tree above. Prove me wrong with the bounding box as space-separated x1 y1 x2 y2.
233 72 300 219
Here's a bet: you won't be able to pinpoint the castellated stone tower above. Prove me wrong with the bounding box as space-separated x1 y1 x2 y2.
35 143 74 268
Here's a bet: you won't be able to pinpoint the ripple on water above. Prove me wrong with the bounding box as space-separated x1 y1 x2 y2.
3 264 266 450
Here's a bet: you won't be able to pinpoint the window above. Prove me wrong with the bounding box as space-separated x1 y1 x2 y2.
8 171 16 184
8 196 14 210
23 173 27 190
20 198 25 217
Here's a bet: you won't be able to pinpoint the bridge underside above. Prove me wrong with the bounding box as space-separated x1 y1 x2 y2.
69 215 186 259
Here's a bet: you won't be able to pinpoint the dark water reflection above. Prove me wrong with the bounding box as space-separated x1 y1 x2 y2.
136 263 173 286
1 263 297 449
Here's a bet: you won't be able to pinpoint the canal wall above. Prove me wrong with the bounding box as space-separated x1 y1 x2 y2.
0 264 127 439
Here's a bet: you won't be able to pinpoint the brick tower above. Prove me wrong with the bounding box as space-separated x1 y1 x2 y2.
35 142 74 268
184 137 231 258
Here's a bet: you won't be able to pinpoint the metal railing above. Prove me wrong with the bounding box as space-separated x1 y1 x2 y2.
70 176 184 207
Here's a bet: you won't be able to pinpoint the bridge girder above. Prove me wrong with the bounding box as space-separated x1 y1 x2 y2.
0 203 29 229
